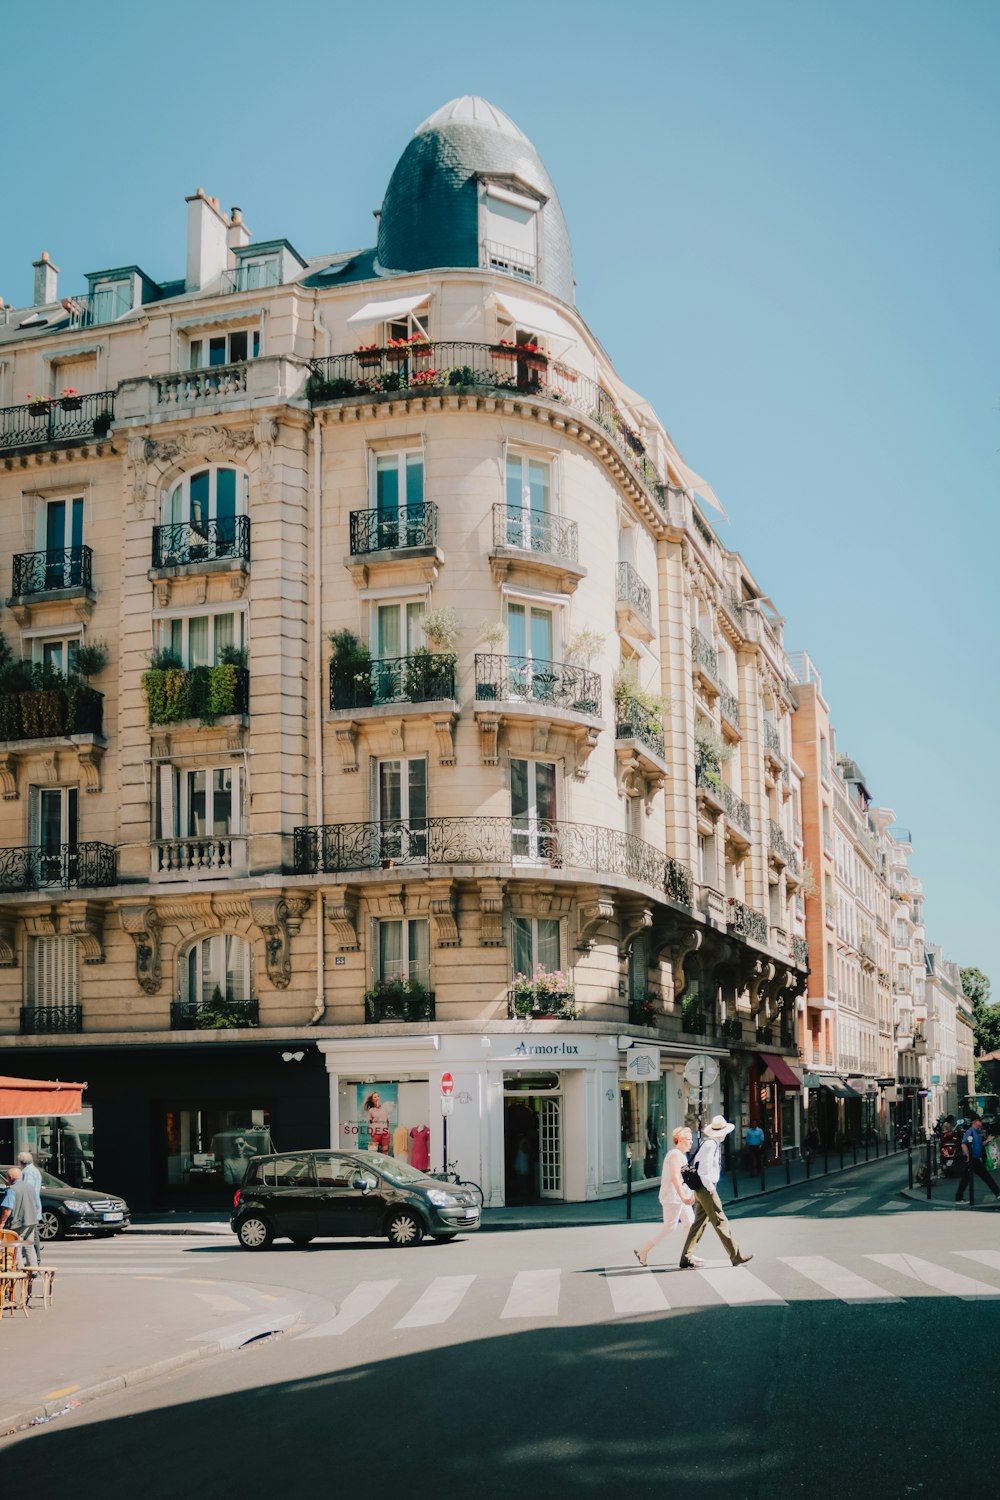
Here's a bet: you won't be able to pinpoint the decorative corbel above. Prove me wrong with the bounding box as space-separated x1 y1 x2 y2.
367 884 406 919
327 890 359 951
118 903 162 993
654 927 702 1001
427 879 460 947
577 888 615 952
249 895 294 990
72 597 94 624
77 745 104 793
41 753 59 784
643 773 666 814
476 713 500 766
253 417 279 487
429 711 457 767
153 578 173 608
22 907 57 939
386 717 405 754
64 900 105 964
126 435 151 511
0 751 19 800
478 879 505 946
335 723 359 773
573 725 600 781
150 733 171 761
0 924 17 966
9 603 30 629
532 719 551 755
748 957 776 1018
618 901 653 959
228 570 248 599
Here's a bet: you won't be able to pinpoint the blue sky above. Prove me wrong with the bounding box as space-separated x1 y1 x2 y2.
1 0 996 983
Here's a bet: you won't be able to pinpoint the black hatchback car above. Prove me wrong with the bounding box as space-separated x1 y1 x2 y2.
0 1166 130 1240
231 1149 481 1249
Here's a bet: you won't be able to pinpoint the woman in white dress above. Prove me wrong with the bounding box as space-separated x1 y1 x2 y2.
633 1125 696 1266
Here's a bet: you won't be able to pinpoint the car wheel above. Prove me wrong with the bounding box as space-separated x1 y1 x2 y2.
290 1237 314 1247
38 1209 63 1242
236 1216 272 1251
432 1234 457 1243
387 1210 424 1247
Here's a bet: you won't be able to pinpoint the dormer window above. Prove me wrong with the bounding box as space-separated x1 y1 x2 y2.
481 183 541 282
222 256 279 294
189 328 260 369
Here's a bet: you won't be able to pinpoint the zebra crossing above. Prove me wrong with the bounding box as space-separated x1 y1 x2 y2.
299 1247 1000 1338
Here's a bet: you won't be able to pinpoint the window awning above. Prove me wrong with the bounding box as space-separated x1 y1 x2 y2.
760 1053 802 1089
672 455 729 520
818 1077 862 1100
0 1074 86 1118
494 291 576 349
346 293 431 327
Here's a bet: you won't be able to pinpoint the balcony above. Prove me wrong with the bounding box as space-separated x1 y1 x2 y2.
0 843 117 892
721 590 746 631
155 362 247 408
170 998 259 1030
721 781 752 837
475 653 599 715
682 997 713 1036
151 516 251 571
294 815 693 906
616 700 666 765
0 392 115 456
628 996 657 1026
719 683 741 732
691 628 718 690
726 897 768 945
0 686 103 743
756 1025 773 1045
365 984 436 1024
220 263 280 294
490 504 584 591
20 1005 83 1035
483 240 538 282
722 1015 744 1042
793 935 810 969
10 546 93 603
763 721 783 761
768 820 800 874
153 837 248 880
331 652 457 712
349 503 439 558
143 666 249 726
307 344 666 504
507 987 576 1019
615 561 653 637
64 287 133 327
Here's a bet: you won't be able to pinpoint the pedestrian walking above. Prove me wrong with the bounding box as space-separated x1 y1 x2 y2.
634 1126 696 1266
0 1167 40 1272
955 1116 1000 1203
679 1115 754 1269
745 1121 765 1174
17 1150 43 1264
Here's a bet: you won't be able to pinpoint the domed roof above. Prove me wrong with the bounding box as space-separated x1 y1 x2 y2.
376 96 573 304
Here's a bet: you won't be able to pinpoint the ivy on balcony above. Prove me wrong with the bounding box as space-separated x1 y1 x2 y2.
143 652 249 726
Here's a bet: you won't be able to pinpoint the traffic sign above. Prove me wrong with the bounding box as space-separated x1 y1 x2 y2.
683 1054 719 1087
441 1096 454 1117
441 1072 455 1095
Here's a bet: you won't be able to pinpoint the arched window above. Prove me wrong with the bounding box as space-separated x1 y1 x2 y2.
182 934 251 1005
161 465 249 564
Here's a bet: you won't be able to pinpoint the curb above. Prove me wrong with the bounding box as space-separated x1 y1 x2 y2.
0 1312 300 1441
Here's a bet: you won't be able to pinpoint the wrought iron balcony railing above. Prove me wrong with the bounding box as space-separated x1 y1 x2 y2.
20 1005 83 1035
615 701 665 760
682 998 711 1035
170 998 259 1029
0 391 115 454
294 815 693 907
143 666 249 725
475 653 600 715
768 820 800 873
507 987 576 1019
492 503 578 564
0 842 117 892
721 1015 744 1042
726 897 768 945
152 516 251 569
756 1025 773 1045
349 503 438 555
719 684 741 728
64 287 133 327
722 590 746 627
722 782 752 833
793 935 810 968
11 545 93 597
365 987 436 1024
0 687 102 742
155 362 248 407
763 720 783 758
331 652 457 711
616 561 652 628
691 627 718 679
628 997 657 1026
307 343 665 502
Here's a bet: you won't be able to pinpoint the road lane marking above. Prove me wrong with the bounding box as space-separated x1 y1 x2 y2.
44 1385 80 1399
954 1250 1000 1276
300 1280 399 1338
394 1275 476 1329
696 1267 786 1305
196 1292 250 1312
782 1255 901 1303
866 1253 1000 1299
500 1268 561 1319
605 1269 671 1316
820 1196 868 1214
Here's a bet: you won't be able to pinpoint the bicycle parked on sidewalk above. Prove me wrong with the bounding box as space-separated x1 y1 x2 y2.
426 1160 485 1207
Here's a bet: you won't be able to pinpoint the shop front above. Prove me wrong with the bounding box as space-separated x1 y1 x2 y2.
750 1052 802 1160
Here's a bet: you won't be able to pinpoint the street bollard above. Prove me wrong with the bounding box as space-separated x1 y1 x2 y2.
806 1151 812 1180
908 1147 913 1189
865 1135 870 1163
731 1169 739 1200
839 1143 845 1171
759 1157 766 1194
824 1149 829 1175
926 1139 932 1201
785 1156 791 1187
852 1142 857 1167
626 1151 633 1221
875 1134 880 1160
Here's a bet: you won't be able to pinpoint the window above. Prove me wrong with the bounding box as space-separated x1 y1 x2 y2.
31 786 78 884
372 599 425 660
511 757 557 860
483 186 539 281
163 466 248 556
511 914 560 976
506 452 551 518
32 632 81 674
51 355 97 397
385 307 429 343
313 1154 359 1187
371 450 425 546
38 496 85 586
628 932 649 1002
506 599 557 696
234 257 279 293
376 918 430 989
29 936 78 1005
189 328 260 368
376 757 427 862
182 934 251 1004
257 1155 312 1188
90 280 132 324
160 611 245 668
157 765 243 845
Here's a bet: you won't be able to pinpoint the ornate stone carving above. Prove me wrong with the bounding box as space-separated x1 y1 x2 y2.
253 417 279 485
476 712 500 766
747 957 776 1018
327 890 360 951
427 880 460 947
0 752 19 800
429 711 457 767
577 889 615 952
532 720 551 755
0 925 16 966
41 753 59 784
618 901 653 958
126 435 153 512
478 879 505 946
118 903 162 993
573 725 600 781
77 745 104 793
249 894 309 991
335 723 359 773
367 884 406 919
64 900 105 964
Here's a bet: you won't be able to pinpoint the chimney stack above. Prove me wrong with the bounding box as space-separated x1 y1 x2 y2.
32 251 59 305
185 188 229 291
227 206 251 259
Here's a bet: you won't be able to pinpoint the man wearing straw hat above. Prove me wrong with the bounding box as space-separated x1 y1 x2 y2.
679 1114 754 1269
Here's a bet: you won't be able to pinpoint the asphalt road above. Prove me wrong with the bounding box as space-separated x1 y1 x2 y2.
4 1157 999 1499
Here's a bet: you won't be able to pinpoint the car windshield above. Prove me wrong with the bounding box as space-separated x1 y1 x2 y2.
0 1167 66 1189
362 1153 429 1186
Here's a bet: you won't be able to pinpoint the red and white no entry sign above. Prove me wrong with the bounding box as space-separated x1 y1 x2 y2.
441 1072 455 1095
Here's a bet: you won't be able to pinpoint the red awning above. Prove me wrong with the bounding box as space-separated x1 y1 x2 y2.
760 1054 802 1089
0 1075 86 1118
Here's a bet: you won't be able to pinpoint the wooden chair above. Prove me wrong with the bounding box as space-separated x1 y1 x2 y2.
27 1266 57 1309
0 1270 29 1317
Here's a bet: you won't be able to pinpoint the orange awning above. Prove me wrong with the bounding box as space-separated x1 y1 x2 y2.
760 1053 802 1090
0 1075 86 1118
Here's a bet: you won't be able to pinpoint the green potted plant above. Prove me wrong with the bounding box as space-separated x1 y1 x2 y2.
329 628 372 709
26 393 53 419
92 411 113 438
59 387 82 412
694 721 731 791
475 620 505 700
73 640 108 679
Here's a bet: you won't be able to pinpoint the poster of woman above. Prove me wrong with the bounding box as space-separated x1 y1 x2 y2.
356 1083 398 1153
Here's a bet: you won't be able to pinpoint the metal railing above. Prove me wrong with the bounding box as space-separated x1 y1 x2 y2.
12 545 93 597
0 842 117 892
475 654 600 714
152 516 251 569
763 721 783 758
155 362 247 406
220 263 280 294
722 781 752 833
507 988 576 1019
153 837 246 878
719 683 741 728
793 935 810 968
307 343 666 502
0 687 103 742
20 1005 83 1035
64 286 133 327
722 1015 744 1042
756 1026 773 1045
349 503 438 555
482 240 538 281
294 815 693 906
331 652 457 711
616 702 665 760
722 590 746 627
682 999 712 1035
143 666 249 724
170 998 259 1029
727 897 768 945
0 391 115 453
492 503 579 563
365 988 436 1023
769 820 798 871
691 627 718 679
616 561 652 628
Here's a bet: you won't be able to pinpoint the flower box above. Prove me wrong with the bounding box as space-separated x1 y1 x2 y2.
60 396 82 412
491 344 518 361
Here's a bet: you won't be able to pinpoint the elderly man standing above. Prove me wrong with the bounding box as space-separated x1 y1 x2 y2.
679 1115 754 1270
18 1151 43 1264
0 1167 40 1270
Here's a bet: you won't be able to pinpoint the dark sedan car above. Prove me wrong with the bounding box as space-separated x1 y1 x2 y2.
231 1149 481 1249
0 1166 130 1241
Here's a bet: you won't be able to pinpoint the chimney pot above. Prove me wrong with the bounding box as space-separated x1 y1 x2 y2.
31 251 59 305
185 189 229 291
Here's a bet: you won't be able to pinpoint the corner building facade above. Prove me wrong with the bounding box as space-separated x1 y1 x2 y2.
0 97 806 1207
